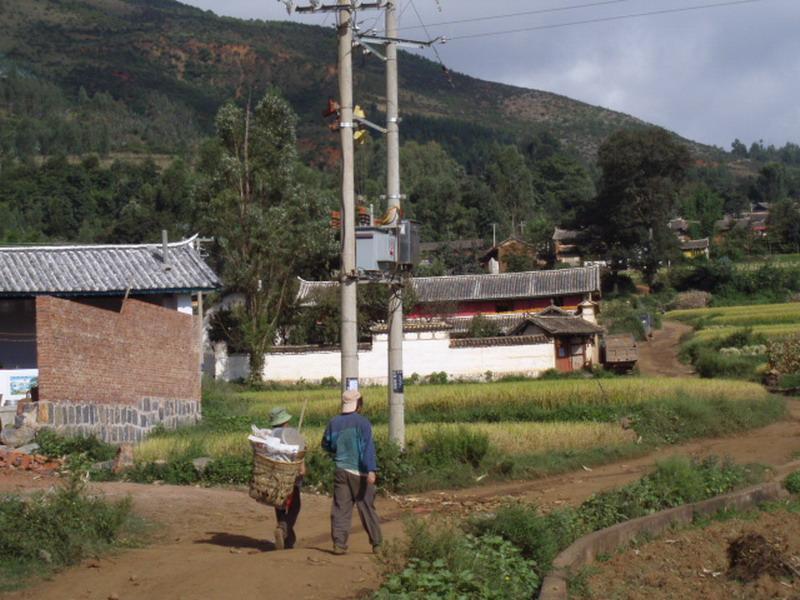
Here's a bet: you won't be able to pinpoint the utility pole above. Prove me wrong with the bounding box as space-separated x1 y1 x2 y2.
337 0 359 393
385 0 404 448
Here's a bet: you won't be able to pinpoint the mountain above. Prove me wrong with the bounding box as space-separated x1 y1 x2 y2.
0 0 717 163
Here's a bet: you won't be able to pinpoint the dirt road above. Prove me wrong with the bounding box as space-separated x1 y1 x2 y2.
3 399 800 600
637 320 695 377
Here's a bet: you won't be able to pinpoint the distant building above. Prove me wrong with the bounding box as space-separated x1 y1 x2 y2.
479 237 543 273
679 237 710 259
552 228 582 265
208 267 605 383
0 237 220 442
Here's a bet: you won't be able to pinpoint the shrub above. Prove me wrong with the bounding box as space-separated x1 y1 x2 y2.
0 476 139 590
417 426 489 469
376 520 539 600
693 348 762 379
768 335 800 373
35 429 116 462
785 471 800 494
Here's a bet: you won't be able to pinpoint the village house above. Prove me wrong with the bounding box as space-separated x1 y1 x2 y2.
552 228 583 266
479 237 543 273
210 266 603 383
0 236 219 442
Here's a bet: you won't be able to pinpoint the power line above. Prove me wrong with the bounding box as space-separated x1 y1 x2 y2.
446 0 775 41
408 0 452 84
388 0 638 34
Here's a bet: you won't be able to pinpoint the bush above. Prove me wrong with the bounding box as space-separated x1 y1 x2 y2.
693 348 762 379
0 476 139 590
768 335 800 373
417 426 489 470
785 471 800 494
376 520 539 600
35 429 116 463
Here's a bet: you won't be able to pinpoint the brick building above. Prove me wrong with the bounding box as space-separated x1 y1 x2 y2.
0 236 219 442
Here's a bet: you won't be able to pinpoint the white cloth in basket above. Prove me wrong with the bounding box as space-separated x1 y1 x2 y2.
249 425 305 462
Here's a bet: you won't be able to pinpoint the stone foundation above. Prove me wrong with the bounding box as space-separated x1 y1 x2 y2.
15 397 201 443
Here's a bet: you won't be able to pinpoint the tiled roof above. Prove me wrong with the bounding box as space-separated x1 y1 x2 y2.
450 334 550 348
370 319 452 334
679 238 710 251
0 236 220 296
552 228 581 241
297 266 600 305
419 239 486 253
523 315 605 336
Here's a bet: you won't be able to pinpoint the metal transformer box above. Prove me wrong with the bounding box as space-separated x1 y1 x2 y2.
397 220 420 267
355 220 420 274
356 227 397 273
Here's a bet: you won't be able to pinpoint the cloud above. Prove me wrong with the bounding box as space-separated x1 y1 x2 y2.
182 0 800 148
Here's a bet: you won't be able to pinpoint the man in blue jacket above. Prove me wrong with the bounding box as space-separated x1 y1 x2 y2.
322 389 383 555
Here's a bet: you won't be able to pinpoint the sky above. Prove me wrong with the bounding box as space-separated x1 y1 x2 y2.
182 0 800 149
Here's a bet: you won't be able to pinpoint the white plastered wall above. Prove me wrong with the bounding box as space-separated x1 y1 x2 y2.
213 332 556 384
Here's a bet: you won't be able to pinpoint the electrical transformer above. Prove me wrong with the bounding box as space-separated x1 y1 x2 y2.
355 220 419 276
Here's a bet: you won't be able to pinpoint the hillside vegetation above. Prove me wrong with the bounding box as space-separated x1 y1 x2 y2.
0 0 706 162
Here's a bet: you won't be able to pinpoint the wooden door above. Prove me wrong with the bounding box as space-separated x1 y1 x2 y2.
555 339 572 372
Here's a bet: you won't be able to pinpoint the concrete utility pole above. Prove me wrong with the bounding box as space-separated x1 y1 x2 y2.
337 0 359 393
385 0 405 448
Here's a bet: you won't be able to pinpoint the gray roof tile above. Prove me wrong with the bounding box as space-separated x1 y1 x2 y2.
0 236 220 296
297 266 600 305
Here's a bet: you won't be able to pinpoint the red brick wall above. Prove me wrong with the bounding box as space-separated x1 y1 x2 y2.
36 296 200 405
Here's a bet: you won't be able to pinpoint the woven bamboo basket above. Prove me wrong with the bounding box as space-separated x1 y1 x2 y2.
249 449 305 507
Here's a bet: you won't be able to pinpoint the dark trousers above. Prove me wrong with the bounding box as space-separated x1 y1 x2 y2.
331 469 383 549
275 483 301 549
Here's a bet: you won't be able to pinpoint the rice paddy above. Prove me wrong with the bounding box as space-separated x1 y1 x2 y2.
666 302 800 341
134 421 637 463
134 377 773 465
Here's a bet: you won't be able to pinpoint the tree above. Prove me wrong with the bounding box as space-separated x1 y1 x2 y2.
580 127 691 280
199 91 332 383
768 199 800 253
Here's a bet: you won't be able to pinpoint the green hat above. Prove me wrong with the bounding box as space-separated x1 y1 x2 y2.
269 407 292 427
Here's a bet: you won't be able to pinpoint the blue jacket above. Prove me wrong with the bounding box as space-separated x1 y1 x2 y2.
321 412 378 474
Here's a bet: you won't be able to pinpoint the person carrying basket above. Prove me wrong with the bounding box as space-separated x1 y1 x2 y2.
255 407 306 550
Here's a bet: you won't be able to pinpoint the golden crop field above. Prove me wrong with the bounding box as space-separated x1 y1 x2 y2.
692 324 800 342
236 378 770 425
134 421 636 463
666 302 800 328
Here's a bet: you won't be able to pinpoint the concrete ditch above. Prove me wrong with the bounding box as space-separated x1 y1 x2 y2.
538 460 800 600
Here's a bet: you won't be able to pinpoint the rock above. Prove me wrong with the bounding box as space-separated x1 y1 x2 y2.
38 549 53 564
92 460 115 471
192 457 213 474
0 425 36 448
15 443 40 455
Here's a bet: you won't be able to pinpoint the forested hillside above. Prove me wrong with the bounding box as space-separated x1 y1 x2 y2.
1 0 798 263
1 0 698 162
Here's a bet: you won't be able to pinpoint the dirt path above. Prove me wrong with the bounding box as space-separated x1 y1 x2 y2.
637 320 695 377
2 400 799 600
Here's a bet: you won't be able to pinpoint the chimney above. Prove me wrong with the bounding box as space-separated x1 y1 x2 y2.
162 229 170 269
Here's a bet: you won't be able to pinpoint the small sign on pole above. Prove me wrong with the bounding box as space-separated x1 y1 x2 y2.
392 370 404 394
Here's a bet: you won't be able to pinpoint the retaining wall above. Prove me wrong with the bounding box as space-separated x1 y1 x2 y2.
538 466 800 600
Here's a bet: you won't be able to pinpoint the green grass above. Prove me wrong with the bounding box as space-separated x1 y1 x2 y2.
0 476 145 591
377 456 760 598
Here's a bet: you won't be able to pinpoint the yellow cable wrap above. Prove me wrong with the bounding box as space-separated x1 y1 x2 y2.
249 450 305 507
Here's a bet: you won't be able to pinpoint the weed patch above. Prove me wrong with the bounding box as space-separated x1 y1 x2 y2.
0 477 143 591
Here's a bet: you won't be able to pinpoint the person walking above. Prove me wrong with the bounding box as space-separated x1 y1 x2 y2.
268 407 306 550
322 390 383 555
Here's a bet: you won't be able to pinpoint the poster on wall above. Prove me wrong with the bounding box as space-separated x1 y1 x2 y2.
10 375 38 396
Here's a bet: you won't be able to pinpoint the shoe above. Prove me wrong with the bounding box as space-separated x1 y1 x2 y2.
332 545 347 555
274 527 285 551
372 544 382 554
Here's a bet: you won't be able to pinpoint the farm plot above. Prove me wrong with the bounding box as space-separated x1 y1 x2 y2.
131 378 783 492
667 302 800 333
